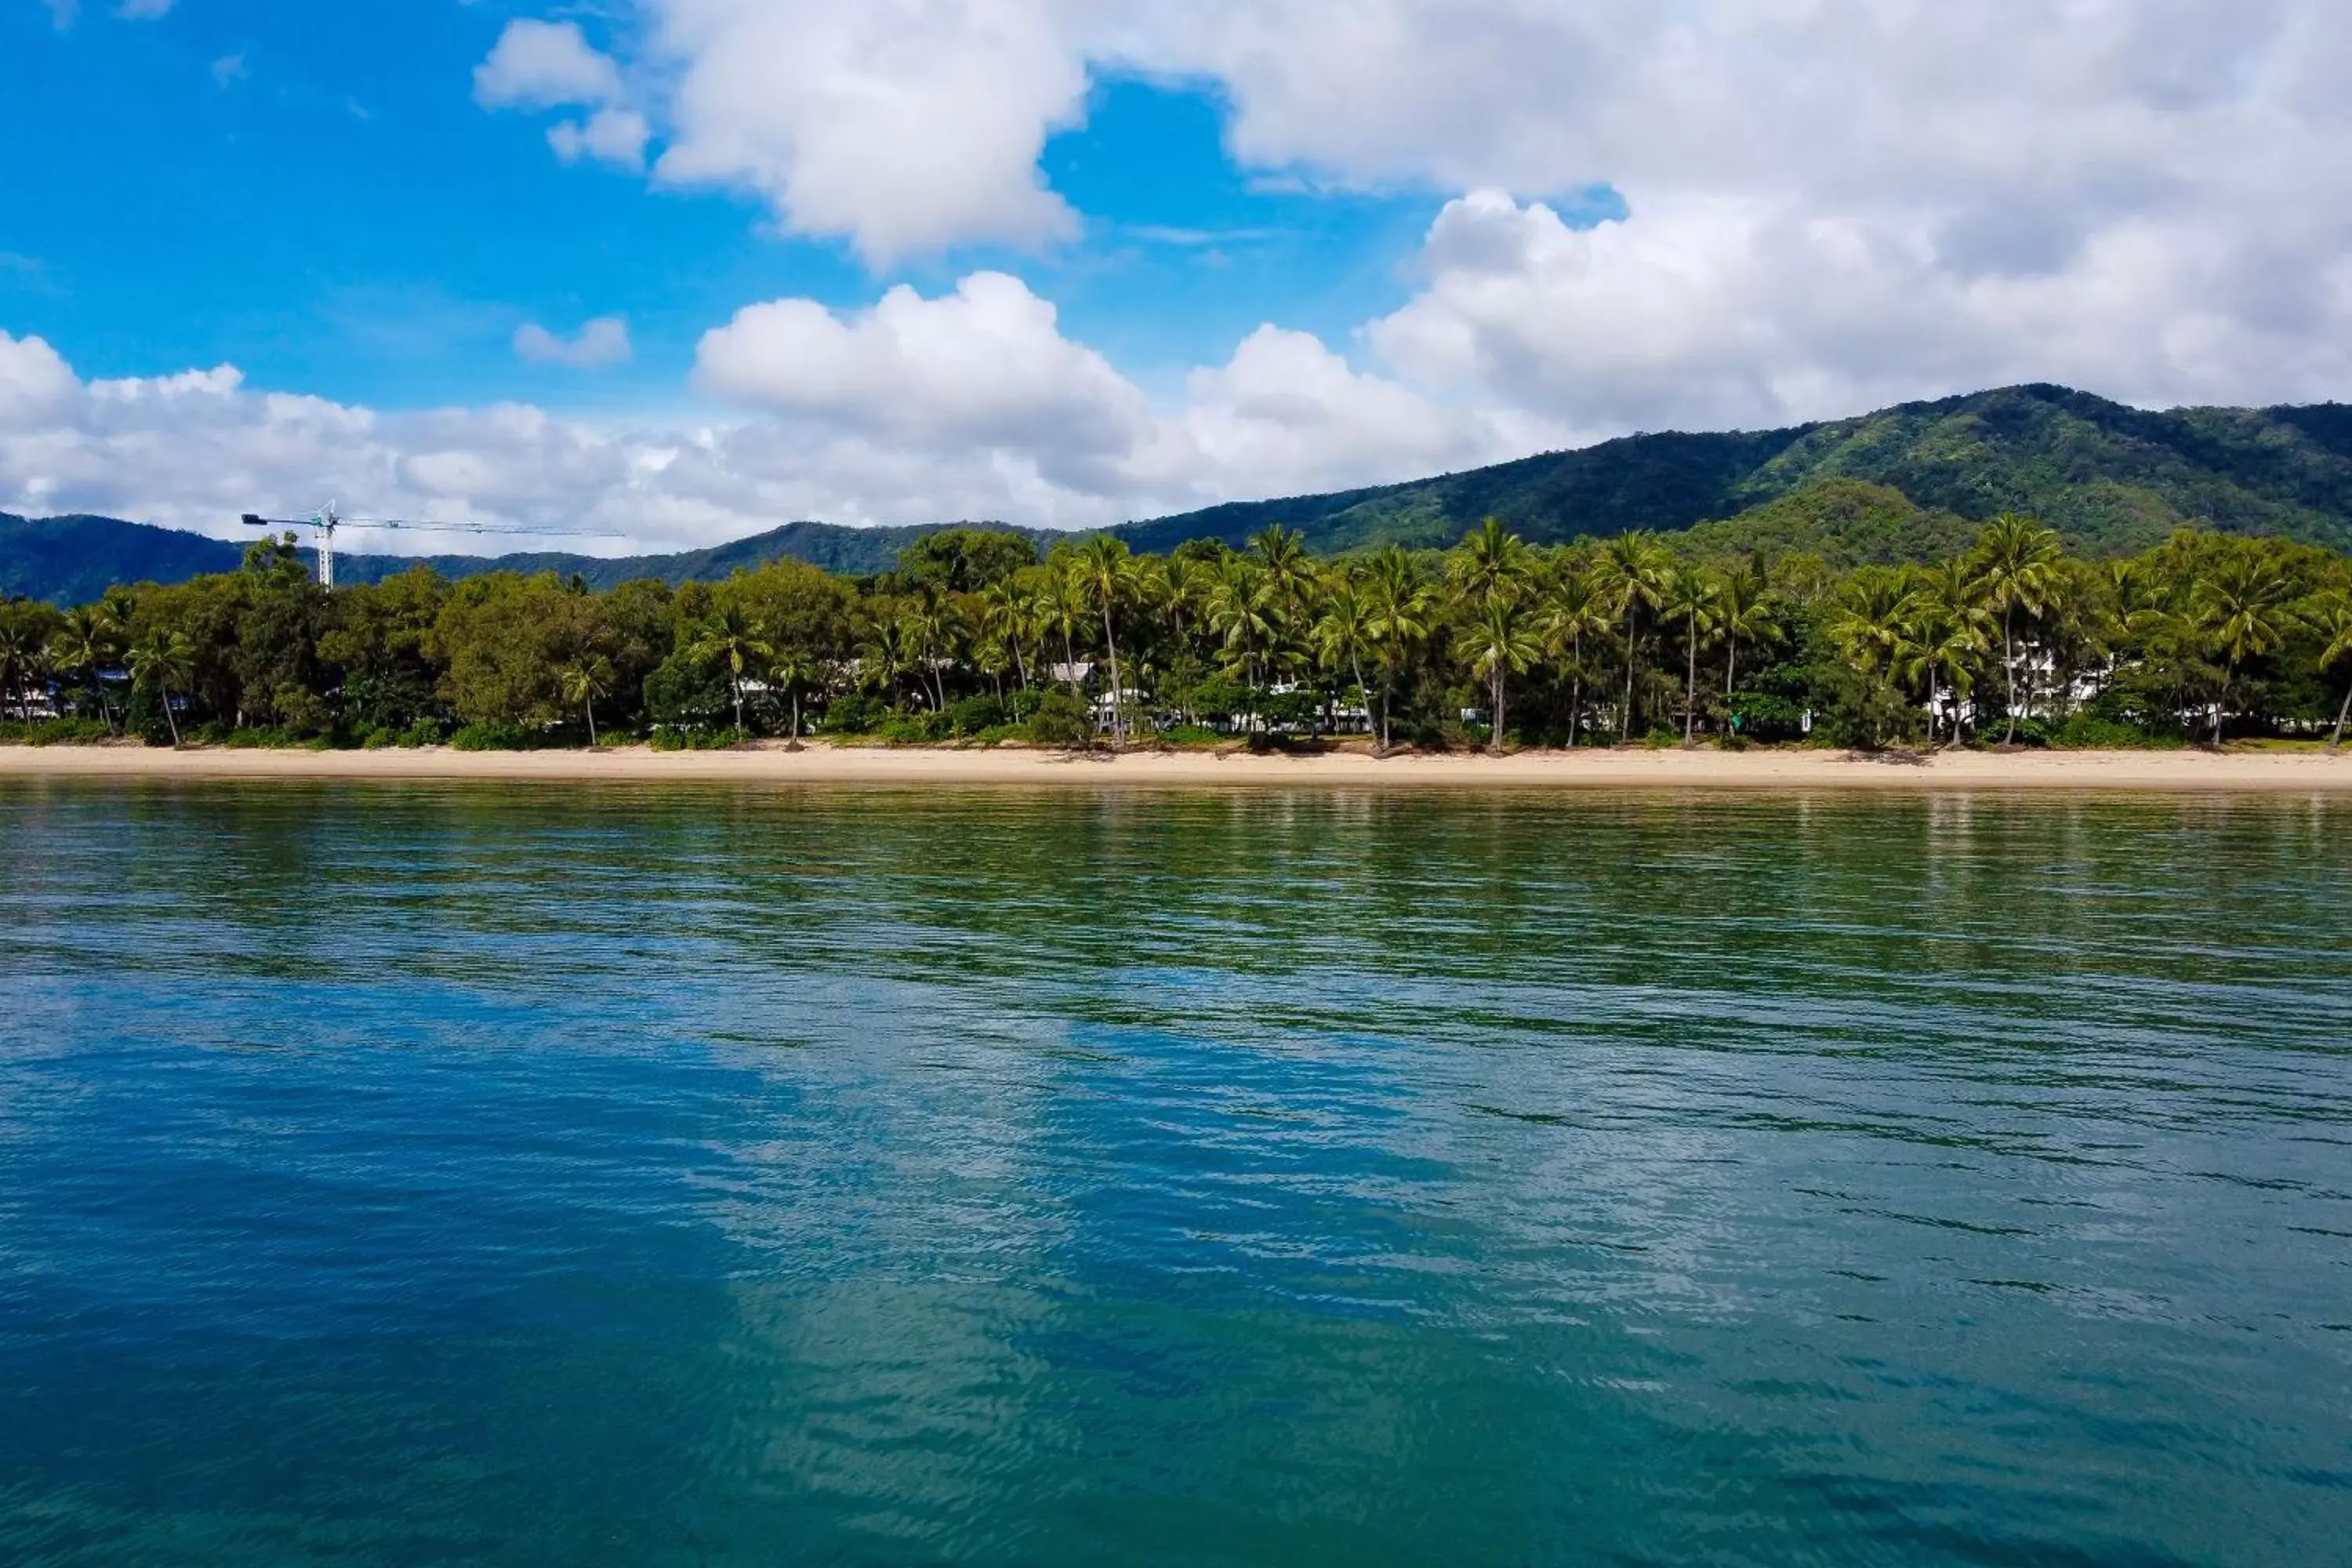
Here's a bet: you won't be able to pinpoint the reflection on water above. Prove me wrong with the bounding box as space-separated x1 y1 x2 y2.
2 782 2349 1565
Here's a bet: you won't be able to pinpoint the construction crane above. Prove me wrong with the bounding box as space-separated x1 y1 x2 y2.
240 504 626 590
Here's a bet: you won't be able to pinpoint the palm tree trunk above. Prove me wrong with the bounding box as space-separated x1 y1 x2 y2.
1621 611 1639 745
1926 667 1940 746
2331 681 2350 750
163 687 181 748
1682 608 1698 747
790 688 802 739
1350 653 1370 742
583 699 597 747
1490 666 1505 755
1101 607 1123 744
2213 665 2230 748
731 674 745 732
2002 607 2018 744
1378 667 1393 753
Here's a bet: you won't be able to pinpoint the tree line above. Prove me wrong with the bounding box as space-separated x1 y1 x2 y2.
3 516 2350 753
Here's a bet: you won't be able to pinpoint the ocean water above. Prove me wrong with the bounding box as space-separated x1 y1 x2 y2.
1 782 2347 1566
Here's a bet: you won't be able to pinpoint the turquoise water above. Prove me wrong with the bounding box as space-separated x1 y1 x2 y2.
2 783 2349 1565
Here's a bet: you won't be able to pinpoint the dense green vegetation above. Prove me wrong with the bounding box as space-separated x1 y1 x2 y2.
6 514 2350 756
13 385 2352 608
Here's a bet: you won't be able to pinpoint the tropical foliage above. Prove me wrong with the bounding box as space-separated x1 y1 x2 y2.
6 517 2352 754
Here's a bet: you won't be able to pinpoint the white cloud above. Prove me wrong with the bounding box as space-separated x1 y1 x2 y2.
0 290 1527 548
473 19 624 111
210 52 246 89
514 317 633 368
695 272 1147 492
548 108 651 171
476 0 2352 428
116 0 172 17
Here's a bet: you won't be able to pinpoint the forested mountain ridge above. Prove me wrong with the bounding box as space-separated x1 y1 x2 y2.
9 383 2352 604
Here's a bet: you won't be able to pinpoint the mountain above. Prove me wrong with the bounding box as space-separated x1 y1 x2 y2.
9 384 2352 604
1121 383 2352 558
329 519 989 590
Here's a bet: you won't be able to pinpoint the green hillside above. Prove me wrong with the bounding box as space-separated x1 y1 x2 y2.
1113 384 2352 559
11 384 2352 602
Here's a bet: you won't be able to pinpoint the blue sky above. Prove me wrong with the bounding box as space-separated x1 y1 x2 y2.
3 2 1472 412
0 2 2343 550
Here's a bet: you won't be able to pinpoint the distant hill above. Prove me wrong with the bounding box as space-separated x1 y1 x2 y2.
1121 383 2352 558
9 384 2352 604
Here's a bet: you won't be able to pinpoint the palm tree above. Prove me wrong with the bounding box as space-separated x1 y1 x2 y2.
1252 525 1311 616
1969 514 2063 743
49 606 119 735
858 615 913 706
1360 546 1429 753
902 585 960 713
1538 565 1609 747
1446 517 1531 610
1826 568 1922 748
1312 575 1377 740
1659 562 1722 746
1077 535 1135 742
2192 547 2296 746
1461 598 1541 753
125 629 195 746
1600 532 1671 742
1714 560 1779 714
769 646 818 739
978 583 1029 690
1908 559 1993 744
689 606 774 732
556 655 615 746
2311 592 2352 750
0 617 45 720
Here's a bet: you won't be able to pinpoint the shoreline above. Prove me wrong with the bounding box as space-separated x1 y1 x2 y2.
2 740 2349 791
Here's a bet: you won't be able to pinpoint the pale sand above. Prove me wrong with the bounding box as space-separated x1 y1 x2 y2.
2 739 2349 790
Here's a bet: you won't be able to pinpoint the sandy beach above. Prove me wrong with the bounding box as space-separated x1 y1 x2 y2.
2 740 2348 790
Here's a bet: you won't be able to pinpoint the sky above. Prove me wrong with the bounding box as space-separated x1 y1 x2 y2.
3 1 2351 556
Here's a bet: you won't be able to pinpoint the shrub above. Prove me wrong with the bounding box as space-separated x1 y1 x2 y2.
1024 687 1092 746
397 718 445 749
944 693 1007 737
649 724 750 752
449 722 546 752
821 692 886 735
0 717 115 746
2049 713 2183 750
971 722 1025 746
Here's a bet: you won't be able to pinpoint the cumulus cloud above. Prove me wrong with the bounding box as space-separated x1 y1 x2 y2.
548 108 650 171
473 0 2352 430
644 0 1085 263
695 272 1148 492
473 19 624 111
513 317 633 368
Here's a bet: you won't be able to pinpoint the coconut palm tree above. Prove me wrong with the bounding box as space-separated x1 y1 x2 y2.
1714 560 1779 713
689 606 774 732
978 582 1029 690
1600 532 1671 742
902 585 960 713
858 615 913 706
768 646 818 739
1077 535 1136 742
0 617 45 720
1446 517 1531 610
126 628 195 746
49 606 119 735
1538 564 1609 747
1312 575 1377 739
557 655 615 746
1461 598 1541 753
1969 513 2063 743
2311 592 2352 750
2192 546 2296 746
1360 546 1430 753
1659 562 1722 746
1907 559 1993 744
1252 525 1312 617
1826 568 1922 748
